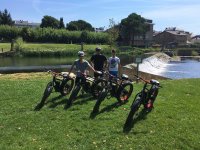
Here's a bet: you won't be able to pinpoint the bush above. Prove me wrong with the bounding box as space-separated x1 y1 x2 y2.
14 37 24 52
0 25 109 44
191 50 199 56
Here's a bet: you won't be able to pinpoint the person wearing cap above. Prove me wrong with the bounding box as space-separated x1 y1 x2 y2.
108 49 121 77
90 47 107 78
68 51 96 84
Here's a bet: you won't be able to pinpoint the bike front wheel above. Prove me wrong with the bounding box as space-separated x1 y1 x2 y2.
117 82 133 103
65 85 81 107
34 82 53 110
92 88 108 113
124 94 142 127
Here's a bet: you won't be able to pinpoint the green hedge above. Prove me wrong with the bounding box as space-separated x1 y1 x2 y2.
0 25 109 44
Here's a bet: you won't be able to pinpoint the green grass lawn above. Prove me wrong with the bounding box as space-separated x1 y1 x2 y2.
0 43 11 52
0 43 161 57
0 43 111 56
0 73 200 149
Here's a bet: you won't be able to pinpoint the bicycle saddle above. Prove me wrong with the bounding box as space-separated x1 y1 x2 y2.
121 74 129 80
150 79 160 85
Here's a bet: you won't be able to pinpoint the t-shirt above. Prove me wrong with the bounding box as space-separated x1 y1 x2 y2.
108 56 120 72
90 54 107 70
74 59 89 77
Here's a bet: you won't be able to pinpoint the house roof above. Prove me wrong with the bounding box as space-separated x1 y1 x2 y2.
165 30 188 36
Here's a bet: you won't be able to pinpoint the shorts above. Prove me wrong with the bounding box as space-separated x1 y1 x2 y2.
109 71 118 77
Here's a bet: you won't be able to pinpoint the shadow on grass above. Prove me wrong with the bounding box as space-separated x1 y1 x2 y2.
64 94 95 110
123 108 152 133
34 95 64 111
90 101 126 119
48 95 66 108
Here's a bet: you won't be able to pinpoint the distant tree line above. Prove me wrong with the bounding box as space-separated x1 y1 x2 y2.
0 8 149 46
40 16 94 31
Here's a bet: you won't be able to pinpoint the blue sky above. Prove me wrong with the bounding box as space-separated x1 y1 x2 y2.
1 0 200 35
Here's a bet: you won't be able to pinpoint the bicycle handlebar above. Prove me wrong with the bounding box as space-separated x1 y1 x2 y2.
134 75 150 84
134 74 162 88
47 70 63 77
102 70 120 79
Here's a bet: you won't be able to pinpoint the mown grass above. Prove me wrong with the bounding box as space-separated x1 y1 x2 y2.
0 43 111 57
0 43 11 52
0 73 200 149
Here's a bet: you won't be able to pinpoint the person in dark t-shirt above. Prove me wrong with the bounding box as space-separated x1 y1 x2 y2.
90 47 107 78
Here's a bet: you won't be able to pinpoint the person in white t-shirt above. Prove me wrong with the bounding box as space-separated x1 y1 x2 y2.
108 49 121 77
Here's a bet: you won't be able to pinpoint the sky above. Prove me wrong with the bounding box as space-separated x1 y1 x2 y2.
1 0 200 35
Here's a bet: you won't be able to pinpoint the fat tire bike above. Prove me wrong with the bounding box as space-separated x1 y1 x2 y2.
92 71 133 114
65 71 104 109
123 75 162 131
34 70 74 110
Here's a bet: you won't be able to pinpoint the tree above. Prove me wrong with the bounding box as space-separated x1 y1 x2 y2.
59 17 65 29
119 13 148 46
66 20 94 31
40 15 59 28
0 9 14 25
107 18 119 46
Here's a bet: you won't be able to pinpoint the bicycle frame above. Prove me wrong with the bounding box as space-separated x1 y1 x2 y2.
34 70 74 111
136 77 161 108
48 70 72 92
123 75 161 132
101 71 131 98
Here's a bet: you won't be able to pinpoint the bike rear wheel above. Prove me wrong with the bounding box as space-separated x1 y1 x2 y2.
60 78 74 96
117 82 133 103
91 79 107 98
92 88 108 113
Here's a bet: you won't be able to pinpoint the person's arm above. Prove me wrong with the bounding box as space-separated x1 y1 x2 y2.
104 56 108 69
88 63 96 72
107 59 110 71
89 55 94 67
68 62 75 76
118 59 121 76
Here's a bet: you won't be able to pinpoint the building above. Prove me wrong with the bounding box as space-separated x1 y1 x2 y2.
95 27 105 32
153 27 192 48
14 20 40 28
191 35 200 43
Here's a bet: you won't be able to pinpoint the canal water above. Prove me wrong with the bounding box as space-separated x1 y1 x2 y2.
0 55 135 73
160 59 200 79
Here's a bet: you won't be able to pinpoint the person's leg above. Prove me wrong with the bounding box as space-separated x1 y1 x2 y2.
75 77 81 85
94 72 99 78
109 71 118 77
